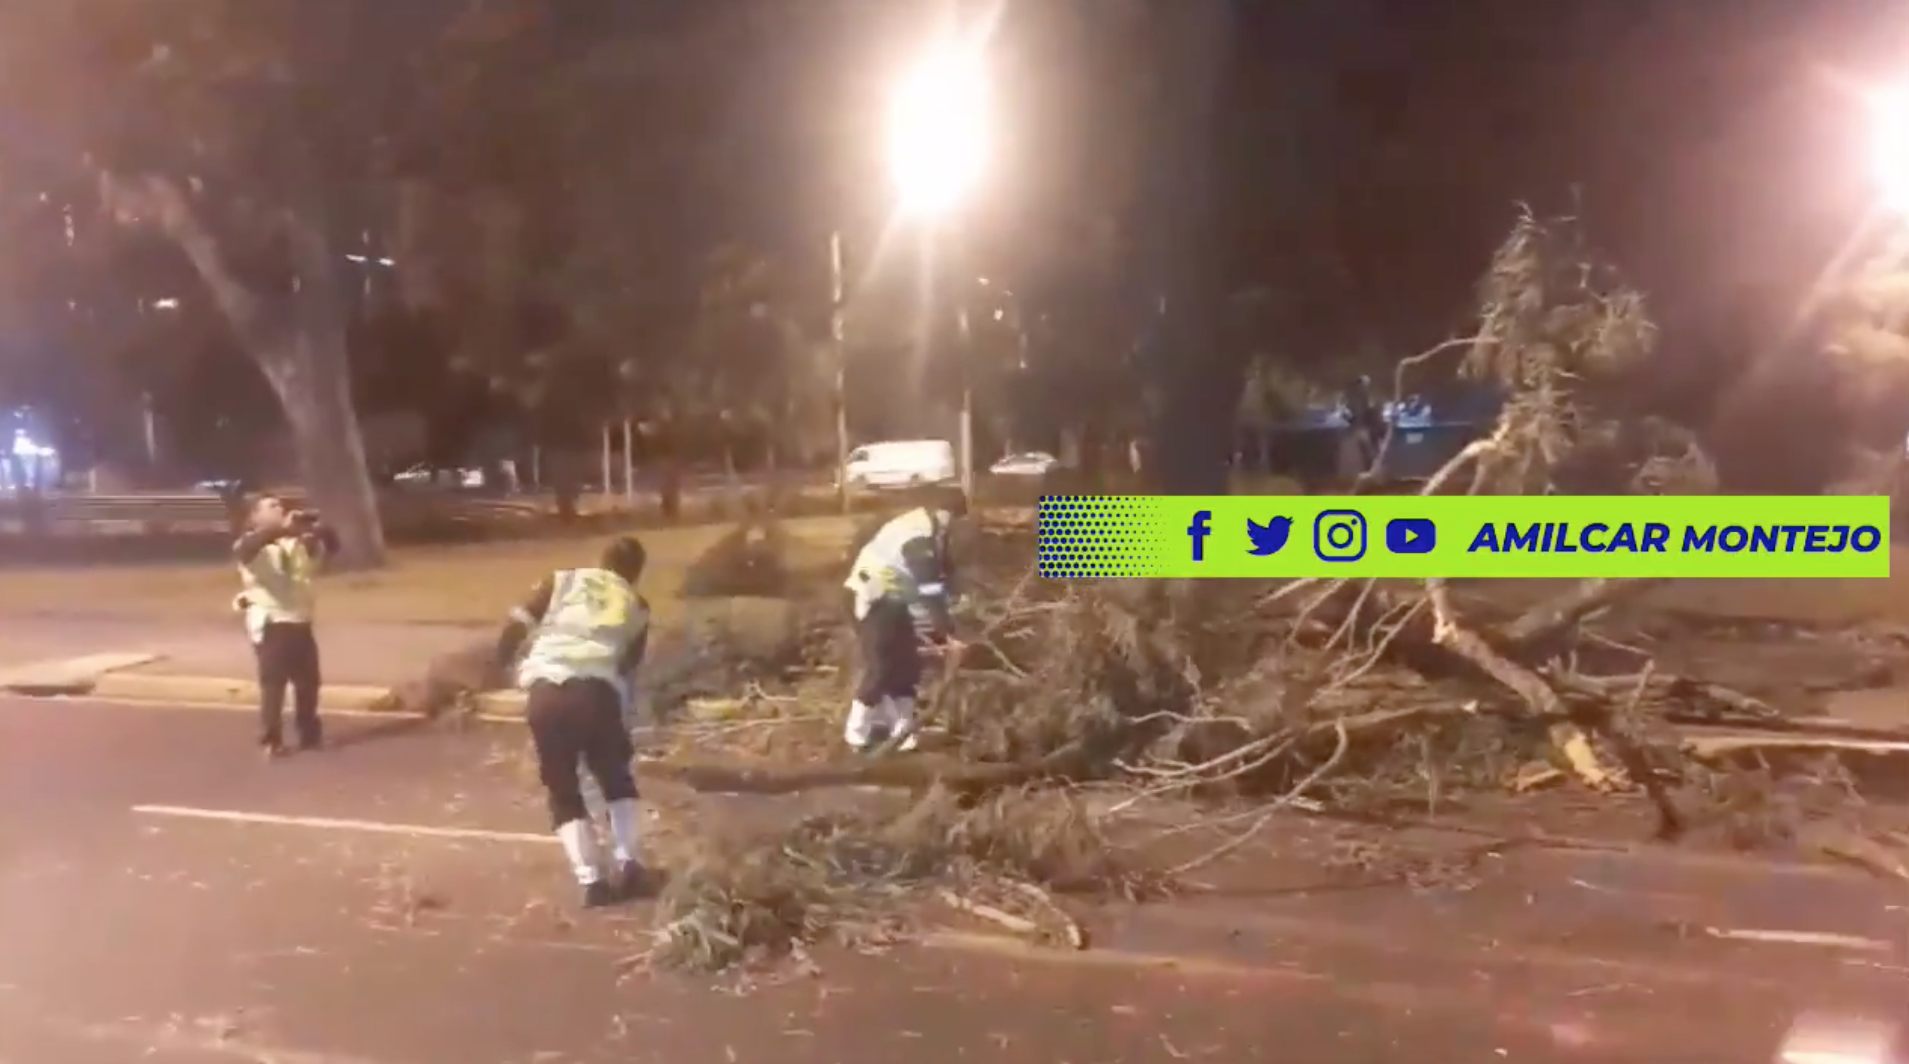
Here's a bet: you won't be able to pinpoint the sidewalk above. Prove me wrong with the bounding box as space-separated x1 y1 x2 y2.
5 615 481 687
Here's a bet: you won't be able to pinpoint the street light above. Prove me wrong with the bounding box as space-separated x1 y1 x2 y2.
1776 79 1909 333
826 35 992 509
887 37 989 497
1870 87 1909 215
887 45 988 218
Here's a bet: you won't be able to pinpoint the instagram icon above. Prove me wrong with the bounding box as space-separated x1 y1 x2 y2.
1312 510 1368 563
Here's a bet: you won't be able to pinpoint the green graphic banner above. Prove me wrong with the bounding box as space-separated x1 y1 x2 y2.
1036 495 1893 579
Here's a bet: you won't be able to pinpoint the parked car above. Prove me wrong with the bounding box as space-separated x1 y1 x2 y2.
840 439 957 491
393 463 485 489
988 451 1062 477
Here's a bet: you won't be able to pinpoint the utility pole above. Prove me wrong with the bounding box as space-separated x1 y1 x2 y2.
948 226 975 498
599 423 612 510
141 392 158 467
621 418 635 510
829 230 850 513
956 300 974 498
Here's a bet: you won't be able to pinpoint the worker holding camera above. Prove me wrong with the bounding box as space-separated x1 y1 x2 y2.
232 493 339 759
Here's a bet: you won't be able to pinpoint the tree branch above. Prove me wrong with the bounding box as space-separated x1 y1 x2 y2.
99 172 271 345
1425 577 1624 791
1501 577 1673 653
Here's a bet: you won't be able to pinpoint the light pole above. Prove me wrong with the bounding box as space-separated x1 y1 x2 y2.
887 35 989 497
1786 84 1909 329
1872 87 1909 217
829 229 850 513
1866 86 1909 476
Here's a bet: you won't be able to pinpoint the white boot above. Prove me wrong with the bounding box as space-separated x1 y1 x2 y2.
844 699 879 749
605 798 641 866
554 818 602 886
885 697 920 752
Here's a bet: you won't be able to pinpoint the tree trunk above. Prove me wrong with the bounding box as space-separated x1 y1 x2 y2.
1060 429 1083 469
657 426 684 521
552 456 581 521
265 327 388 569
107 175 387 568
660 459 683 522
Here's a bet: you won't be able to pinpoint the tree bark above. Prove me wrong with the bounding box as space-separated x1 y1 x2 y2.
659 451 683 522
266 329 388 569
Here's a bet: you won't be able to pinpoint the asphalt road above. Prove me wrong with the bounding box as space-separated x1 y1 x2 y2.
0 696 1900 1064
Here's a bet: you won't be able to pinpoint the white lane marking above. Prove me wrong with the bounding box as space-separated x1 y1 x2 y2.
131 804 554 845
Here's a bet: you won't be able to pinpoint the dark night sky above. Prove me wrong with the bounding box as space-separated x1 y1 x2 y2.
7 0 1909 466
1218 0 1899 342
739 0 1909 352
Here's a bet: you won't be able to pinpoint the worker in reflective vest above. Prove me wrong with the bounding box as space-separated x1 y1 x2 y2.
493 536 652 909
232 493 339 759
841 490 967 752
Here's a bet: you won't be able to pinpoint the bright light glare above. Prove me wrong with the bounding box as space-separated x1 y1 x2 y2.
1780 1012 1899 1064
887 44 987 217
1871 87 1909 214
10 431 51 458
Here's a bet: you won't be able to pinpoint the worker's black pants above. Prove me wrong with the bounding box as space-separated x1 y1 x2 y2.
524 678 638 828
255 621 322 748
854 598 924 705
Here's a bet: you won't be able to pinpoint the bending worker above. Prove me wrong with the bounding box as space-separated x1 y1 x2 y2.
232 493 338 759
842 488 967 753
493 536 652 909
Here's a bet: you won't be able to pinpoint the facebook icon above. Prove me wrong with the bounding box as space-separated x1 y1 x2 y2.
1187 510 1213 561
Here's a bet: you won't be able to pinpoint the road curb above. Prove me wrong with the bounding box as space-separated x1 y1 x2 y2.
0 652 162 693
76 671 529 718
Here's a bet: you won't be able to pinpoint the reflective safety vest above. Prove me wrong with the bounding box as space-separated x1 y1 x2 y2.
517 567 649 696
844 507 952 629
236 538 317 642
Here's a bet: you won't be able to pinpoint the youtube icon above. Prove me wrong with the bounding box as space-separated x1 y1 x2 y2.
1385 518 1437 555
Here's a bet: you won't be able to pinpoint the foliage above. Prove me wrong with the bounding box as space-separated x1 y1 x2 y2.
670 245 835 469
1814 230 1909 493
398 6 853 464
0 0 464 562
1426 208 1717 495
644 785 1144 974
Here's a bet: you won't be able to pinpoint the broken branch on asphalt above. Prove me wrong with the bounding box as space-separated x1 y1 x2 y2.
399 210 1909 976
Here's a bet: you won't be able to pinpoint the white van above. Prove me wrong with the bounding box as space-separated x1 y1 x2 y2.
840 439 957 492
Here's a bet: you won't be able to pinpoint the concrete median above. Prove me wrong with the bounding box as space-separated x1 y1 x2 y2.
0 652 161 694
72 669 530 718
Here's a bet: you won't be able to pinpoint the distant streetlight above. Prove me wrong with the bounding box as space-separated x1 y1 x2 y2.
886 44 988 218
825 32 994 508
1870 87 1909 214
885 36 991 496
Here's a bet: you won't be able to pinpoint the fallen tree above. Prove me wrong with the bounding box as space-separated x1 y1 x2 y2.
396 212 1909 976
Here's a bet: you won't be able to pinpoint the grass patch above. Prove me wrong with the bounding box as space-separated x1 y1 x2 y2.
0 514 869 630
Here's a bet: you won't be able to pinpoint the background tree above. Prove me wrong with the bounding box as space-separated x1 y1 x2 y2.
690 244 840 476
398 3 768 513
0 0 491 565
1811 231 1909 496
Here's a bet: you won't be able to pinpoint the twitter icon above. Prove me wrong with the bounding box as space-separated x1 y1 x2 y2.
1245 516 1294 556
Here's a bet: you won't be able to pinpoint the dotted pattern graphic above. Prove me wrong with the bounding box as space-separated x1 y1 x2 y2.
1037 495 1164 578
